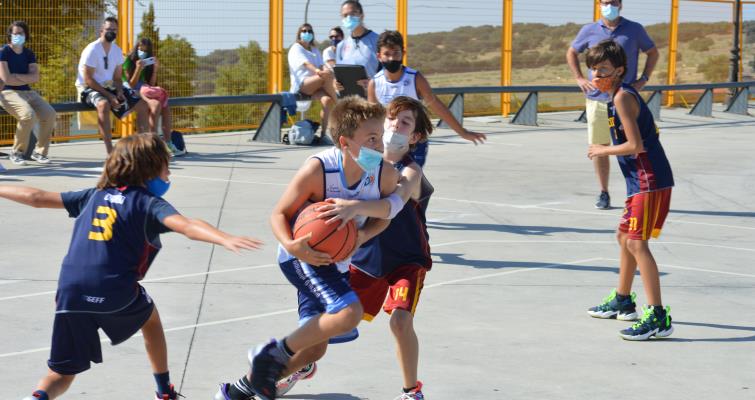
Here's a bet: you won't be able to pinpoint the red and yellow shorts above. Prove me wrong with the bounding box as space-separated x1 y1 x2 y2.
349 264 428 322
619 188 672 240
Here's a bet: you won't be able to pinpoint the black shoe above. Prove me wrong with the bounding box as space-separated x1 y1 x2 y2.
249 340 289 400
587 289 638 320
595 191 610 209
620 306 674 341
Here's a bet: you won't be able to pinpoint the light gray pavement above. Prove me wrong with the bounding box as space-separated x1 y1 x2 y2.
1 105 754 400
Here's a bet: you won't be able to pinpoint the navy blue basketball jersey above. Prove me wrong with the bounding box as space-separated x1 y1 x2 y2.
608 84 674 197
56 186 178 313
352 154 432 277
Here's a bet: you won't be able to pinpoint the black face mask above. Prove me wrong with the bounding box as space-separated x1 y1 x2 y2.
104 31 116 42
381 60 402 73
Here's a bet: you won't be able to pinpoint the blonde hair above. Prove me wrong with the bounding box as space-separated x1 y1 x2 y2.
97 133 171 189
328 96 385 148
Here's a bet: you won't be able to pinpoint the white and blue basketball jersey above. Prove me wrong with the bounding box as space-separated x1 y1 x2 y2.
373 67 419 106
278 147 383 272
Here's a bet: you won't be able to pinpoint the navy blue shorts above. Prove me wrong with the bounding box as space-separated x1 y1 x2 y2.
280 258 359 342
410 141 429 168
48 285 155 375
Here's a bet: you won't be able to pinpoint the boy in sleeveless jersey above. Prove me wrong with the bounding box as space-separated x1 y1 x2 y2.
0 134 262 400
215 96 400 400
585 40 674 341
367 30 485 167
277 97 434 399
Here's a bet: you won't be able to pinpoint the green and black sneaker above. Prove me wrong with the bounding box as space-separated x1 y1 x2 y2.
620 305 673 341
587 289 638 320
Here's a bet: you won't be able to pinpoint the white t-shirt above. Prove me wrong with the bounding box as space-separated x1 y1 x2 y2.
322 46 336 64
288 42 323 94
76 39 125 89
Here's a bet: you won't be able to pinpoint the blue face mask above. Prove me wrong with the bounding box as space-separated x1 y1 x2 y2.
342 15 361 31
330 38 341 47
601 4 620 21
300 32 314 43
137 49 147 59
349 146 382 171
146 177 170 197
11 34 25 47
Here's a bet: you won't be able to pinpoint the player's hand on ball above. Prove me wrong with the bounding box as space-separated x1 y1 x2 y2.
288 233 333 266
317 198 360 229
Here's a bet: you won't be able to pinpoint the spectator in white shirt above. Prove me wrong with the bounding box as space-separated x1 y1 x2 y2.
322 27 343 69
288 23 337 135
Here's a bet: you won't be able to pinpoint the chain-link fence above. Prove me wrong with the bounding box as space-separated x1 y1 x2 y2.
1 0 751 145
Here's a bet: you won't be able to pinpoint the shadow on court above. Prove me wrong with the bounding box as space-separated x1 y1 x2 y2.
434 253 668 276
666 321 755 343
427 221 614 235
283 393 362 400
670 209 755 218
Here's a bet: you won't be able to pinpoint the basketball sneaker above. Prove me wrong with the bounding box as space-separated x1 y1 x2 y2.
595 191 610 209
249 339 290 400
9 152 25 165
620 306 673 341
154 383 183 399
394 381 425 400
214 382 256 400
587 289 638 320
276 362 317 396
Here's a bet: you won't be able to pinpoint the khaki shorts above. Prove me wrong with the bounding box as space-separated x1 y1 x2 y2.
586 98 611 145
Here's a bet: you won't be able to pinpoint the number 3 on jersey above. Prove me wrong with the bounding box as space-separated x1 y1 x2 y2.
89 206 118 241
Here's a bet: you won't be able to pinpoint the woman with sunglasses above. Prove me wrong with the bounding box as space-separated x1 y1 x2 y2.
287 23 337 136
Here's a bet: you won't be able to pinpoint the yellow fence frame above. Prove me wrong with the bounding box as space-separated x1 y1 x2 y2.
396 0 408 64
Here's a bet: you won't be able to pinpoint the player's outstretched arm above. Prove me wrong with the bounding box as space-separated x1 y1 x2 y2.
163 214 263 254
0 185 64 209
271 158 332 266
416 73 486 145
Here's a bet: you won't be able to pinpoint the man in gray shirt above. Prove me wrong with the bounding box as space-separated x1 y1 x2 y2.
566 0 659 209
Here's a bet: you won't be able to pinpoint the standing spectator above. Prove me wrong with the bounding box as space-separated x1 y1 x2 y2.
322 27 343 69
0 21 56 165
288 23 337 136
123 37 184 156
335 0 380 83
75 17 147 154
566 0 659 209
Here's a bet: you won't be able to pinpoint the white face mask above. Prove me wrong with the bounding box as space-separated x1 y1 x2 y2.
382 130 410 160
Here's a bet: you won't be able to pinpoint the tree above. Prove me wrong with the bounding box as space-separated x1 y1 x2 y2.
158 34 197 128
138 1 160 53
198 41 272 130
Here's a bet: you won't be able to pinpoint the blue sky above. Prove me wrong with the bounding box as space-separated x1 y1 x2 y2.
134 0 755 55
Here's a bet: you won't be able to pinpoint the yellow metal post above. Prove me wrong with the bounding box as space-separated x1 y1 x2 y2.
666 0 679 106
116 0 135 136
738 1 743 80
501 0 513 116
396 0 408 64
594 0 601 21
268 0 284 94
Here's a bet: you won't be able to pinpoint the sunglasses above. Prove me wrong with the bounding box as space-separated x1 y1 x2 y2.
301 29 313 33
329 35 341 40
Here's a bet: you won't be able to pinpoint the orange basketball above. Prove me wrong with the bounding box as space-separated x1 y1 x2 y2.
293 201 358 262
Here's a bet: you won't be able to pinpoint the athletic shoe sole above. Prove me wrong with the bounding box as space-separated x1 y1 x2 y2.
620 325 673 341
587 310 618 319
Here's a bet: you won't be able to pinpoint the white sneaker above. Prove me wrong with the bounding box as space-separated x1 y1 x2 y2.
9 152 25 165
168 142 186 157
30 152 51 164
275 362 316 396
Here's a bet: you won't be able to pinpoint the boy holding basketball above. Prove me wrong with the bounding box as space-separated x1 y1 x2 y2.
275 96 433 399
0 134 262 400
585 40 674 341
216 96 400 400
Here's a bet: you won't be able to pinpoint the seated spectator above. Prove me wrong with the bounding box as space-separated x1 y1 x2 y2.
322 27 343 69
123 37 184 156
0 21 56 165
75 17 147 154
288 23 337 136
